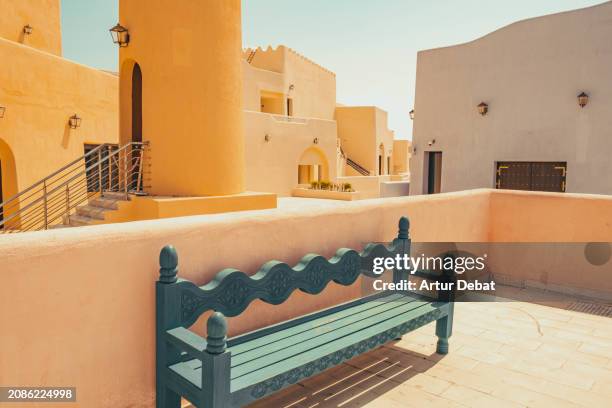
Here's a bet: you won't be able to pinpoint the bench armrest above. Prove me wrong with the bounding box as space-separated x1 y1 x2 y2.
165 327 207 359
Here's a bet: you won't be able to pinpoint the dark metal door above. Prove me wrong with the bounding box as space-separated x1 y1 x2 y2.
496 162 566 192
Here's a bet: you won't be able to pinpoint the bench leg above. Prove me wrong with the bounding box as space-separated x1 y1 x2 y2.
435 311 453 355
156 385 181 408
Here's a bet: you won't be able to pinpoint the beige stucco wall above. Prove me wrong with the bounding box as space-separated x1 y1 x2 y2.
244 111 337 195
243 46 336 120
410 1 612 195
393 139 411 175
0 37 118 201
336 106 395 176
337 175 391 199
2 189 612 406
0 0 62 56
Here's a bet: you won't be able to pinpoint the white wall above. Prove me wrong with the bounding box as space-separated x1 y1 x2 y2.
244 111 337 196
411 1 612 195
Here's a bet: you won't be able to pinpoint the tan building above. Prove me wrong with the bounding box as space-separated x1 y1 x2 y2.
0 1 410 231
242 46 338 195
410 1 612 195
242 45 409 197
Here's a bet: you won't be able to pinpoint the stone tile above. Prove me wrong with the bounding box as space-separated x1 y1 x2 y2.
373 383 462 408
579 342 612 359
533 341 610 368
478 329 543 350
504 359 595 390
423 363 499 394
245 295 612 408
440 384 522 408
491 385 581 408
560 360 612 382
471 362 610 408
456 345 508 365
591 379 612 399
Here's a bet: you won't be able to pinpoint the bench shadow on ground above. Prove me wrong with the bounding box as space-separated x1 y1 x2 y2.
248 342 444 408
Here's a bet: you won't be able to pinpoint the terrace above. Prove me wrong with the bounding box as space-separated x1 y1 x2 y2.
1 188 611 407
249 289 612 408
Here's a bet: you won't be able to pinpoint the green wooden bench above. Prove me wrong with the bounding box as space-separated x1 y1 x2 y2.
156 217 455 408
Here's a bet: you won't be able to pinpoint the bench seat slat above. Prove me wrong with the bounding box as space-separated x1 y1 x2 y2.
230 294 429 379
230 295 420 369
230 292 407 357
164 294 445 394
231 299 446 393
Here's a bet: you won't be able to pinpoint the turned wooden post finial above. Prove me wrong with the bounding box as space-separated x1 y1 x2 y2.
159 245 178 284
398 217 410 240
206 312 228 354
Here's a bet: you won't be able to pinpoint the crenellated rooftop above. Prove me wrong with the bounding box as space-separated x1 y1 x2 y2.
243 45 336 76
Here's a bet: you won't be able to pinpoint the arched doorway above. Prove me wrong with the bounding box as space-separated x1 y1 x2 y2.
378 143 385 175
132 63 142 144
0 139 18 229
131 63 143 191
297 146 329 185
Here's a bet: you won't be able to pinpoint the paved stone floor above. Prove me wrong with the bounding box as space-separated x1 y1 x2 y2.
247 288 612 408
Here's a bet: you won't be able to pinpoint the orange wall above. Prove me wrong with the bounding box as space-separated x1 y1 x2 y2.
119 0 245 197
0 0 62 56
0 37 118 200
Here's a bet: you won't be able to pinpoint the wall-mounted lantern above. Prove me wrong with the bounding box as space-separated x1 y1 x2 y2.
428 139 436 146
109 23 130 47
264 134 271 142
288 84 295 91
412 145 417 154
313 137 319 144
23 25 33 35
68 114 82 129
577 92 589 108
0 106 6 119
409 109 414 120
477 102 488 116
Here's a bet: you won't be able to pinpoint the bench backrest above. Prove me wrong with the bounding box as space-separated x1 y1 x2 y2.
157 216 410 329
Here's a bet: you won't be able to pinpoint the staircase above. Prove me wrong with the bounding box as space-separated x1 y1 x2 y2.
346 157 370 176
65 192 130 227
0 142 149 232
246 49 257 63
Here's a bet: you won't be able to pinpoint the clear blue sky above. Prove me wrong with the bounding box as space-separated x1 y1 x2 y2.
61 0 605 140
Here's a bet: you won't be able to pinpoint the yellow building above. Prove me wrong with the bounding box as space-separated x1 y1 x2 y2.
0 1 410 231
0 0 118 230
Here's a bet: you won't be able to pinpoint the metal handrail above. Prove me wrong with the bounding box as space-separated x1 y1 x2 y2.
0 144 108 209
0 141 149 232
346 157 370 176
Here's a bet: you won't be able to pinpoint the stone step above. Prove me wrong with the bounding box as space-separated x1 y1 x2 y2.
88 197 120 210
76 205 107 220
68 214 98 227
101 191 130 201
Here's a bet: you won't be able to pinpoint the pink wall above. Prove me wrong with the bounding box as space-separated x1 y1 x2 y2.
1 189 611 407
